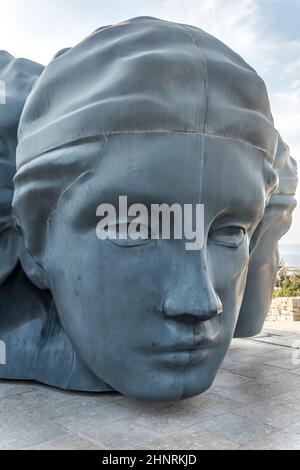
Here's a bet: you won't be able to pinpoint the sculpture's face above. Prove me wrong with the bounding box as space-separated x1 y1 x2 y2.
44 134 266 401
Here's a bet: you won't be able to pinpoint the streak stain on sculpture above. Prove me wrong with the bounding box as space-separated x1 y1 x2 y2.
0 17 298 401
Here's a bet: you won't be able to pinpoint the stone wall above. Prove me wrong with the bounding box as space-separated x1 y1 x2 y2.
267 297 300 322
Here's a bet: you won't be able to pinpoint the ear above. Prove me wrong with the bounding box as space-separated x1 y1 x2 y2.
18 235 49 289
0 226 48 289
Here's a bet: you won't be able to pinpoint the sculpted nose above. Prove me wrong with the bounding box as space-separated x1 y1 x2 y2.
163 254 223 322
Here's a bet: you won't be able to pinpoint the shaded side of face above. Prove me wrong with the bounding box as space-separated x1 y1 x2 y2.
235 144 298 338
44 133 266 401
234 195 297 338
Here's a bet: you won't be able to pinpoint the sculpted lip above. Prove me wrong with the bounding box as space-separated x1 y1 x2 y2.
136 318 221 358
163 334 219 353
153 340 214 367
149 329 220 355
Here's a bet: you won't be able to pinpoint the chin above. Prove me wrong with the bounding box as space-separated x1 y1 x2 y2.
116 364 218 403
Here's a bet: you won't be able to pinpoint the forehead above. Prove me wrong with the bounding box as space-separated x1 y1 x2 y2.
62 133 267 231
88 133 265 218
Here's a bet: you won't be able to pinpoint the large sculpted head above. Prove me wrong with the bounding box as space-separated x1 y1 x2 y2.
12 17 297 401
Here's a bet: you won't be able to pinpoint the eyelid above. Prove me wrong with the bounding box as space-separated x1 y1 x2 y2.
106 222 154 248
209 225 246 248
108 238 153 248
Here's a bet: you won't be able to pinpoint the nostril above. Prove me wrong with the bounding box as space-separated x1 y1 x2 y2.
216 295 223 316
164 313 202 324
162 291 223 322
165 310 220 323
163 303 223 322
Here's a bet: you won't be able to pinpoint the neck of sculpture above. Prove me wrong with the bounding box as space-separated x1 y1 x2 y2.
0 264 111 392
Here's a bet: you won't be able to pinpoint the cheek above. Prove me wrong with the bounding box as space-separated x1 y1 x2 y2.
51 239 164 322
207 241 249 307
98 241 163 293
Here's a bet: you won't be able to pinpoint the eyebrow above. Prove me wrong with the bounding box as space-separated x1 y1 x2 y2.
211 200 265 229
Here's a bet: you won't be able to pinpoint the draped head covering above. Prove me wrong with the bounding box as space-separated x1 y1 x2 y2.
272 135 298 197
16 16 277 167
0 51 43 283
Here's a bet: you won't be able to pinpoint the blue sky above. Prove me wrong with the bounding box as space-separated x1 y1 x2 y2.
1 0 299 243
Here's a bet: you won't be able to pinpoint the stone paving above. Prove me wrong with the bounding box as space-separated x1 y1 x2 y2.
0 322 299 450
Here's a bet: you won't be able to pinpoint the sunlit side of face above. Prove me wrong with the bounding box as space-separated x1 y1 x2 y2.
44 133 266 401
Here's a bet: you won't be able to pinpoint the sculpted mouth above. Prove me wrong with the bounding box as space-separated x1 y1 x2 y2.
162 335 219 353
152 340 214 366
150 329 220 355
139 317 221 358
173 340 214 351
166 320 221 353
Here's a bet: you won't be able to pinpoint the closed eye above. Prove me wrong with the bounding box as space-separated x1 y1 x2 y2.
209 226 245 248
107 222 154 247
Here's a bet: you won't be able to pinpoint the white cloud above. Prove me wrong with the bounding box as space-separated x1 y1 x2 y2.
271 87 300 150
161 0 258 52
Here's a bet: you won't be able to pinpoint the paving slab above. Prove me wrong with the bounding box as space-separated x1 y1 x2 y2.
190 412 275 446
